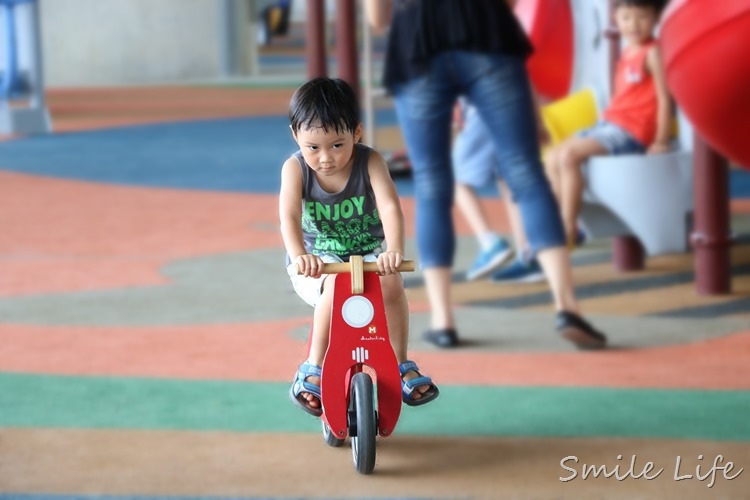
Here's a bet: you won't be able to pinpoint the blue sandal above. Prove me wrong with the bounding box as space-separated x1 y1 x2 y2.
399 360 439 406
289 362 323 417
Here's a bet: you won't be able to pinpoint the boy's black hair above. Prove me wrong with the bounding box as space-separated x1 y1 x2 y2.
614 0 669 13
289 77 360 135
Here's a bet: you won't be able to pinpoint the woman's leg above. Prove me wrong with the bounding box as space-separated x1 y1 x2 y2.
459 53 582 315
392 70 459 338
459 53 605 346
498 181 526 250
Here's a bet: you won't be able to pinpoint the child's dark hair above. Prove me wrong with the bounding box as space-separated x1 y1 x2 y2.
614 0 668 13
289 77 360 135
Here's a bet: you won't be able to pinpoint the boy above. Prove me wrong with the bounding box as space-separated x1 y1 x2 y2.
544 0 672 246
279 77 439 416
452 101 544 284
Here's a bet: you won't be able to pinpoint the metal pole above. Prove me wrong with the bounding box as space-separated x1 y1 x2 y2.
27 0 46 107
691 135 732 295
219 0 236 77
246 0 260 77
361 0 375 146
335 0 359 97
306 0 327 79
1 2 18 99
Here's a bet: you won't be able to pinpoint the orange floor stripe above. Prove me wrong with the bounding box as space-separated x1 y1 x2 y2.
0 172 281 295
2 321 748 390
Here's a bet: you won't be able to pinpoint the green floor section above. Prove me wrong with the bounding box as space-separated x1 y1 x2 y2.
2 373 749 441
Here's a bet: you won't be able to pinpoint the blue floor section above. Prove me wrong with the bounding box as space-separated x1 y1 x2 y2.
0 110 401 195
1 109 749 199
730 168 750 199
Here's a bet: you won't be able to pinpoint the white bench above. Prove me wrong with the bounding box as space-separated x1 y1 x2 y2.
579 150 694 255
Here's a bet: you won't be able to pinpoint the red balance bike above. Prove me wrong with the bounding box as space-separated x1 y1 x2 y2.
306 255 415 474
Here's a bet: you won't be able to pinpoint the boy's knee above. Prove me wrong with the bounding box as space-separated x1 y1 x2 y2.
558 147 583 170
543 156 558 176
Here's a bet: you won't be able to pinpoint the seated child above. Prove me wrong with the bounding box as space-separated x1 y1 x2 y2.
279 77 439 416
544 0 672 246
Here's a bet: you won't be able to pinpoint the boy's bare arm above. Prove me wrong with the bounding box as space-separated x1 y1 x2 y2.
368 150 405 274
279 158 325 277
279 158 312 262
647 44 672 153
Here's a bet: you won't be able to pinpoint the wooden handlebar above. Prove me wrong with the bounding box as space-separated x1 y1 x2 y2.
313 259 415 274
295 257 415 294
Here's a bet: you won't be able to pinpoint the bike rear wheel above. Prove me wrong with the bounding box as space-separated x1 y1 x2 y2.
349 371 377 474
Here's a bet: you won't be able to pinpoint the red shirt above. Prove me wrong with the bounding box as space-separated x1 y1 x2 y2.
603 40 658 146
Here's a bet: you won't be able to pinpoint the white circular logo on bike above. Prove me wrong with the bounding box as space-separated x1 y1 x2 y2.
341 296 374 328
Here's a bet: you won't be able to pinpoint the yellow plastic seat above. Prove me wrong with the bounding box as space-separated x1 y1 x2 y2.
541 88 600 145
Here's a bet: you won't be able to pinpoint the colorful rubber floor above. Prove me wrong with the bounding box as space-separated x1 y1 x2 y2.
1 86 749 500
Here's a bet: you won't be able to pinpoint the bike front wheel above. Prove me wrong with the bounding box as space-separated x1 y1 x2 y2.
349 371 377 474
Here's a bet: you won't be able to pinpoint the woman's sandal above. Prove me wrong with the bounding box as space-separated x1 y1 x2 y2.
399 360 439 406
289 362 323 417
423 328 459 348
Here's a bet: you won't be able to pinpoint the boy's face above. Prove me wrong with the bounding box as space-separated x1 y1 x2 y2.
615 5 659 46
292 123 362 178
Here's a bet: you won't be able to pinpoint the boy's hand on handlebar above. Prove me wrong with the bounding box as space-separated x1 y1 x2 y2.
377 251 403 275
295 254 325 278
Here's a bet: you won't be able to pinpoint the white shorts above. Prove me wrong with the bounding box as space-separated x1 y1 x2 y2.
287 251 380 307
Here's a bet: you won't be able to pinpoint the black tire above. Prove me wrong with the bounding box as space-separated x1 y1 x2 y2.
322 420 345 447
350 372 377 474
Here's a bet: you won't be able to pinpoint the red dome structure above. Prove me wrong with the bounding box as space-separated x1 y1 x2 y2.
515 0 574 101
660 0 750 169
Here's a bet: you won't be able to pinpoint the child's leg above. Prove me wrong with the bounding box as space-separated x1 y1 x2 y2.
555 137 608 244
296 276 335 411
455 182 495 244
543 145 564 204
379 274 409 362
379 273 432 400
307 276 334 366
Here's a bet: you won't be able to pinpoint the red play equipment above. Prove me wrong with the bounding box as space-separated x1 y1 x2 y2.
659 0 750 294
514 0 574 100
660 0 750 170
310 256 414 474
